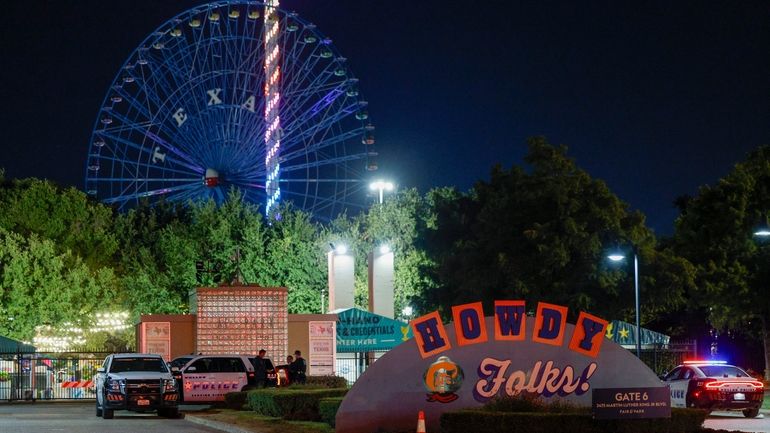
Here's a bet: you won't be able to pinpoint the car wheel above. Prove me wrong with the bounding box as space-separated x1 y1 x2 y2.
743 408 760 418
102 407 114 419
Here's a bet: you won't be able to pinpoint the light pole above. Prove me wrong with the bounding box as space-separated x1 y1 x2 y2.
608 248 641 358
369 180 394 204
753 225 769 379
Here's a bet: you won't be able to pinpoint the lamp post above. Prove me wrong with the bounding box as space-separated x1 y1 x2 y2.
608 249 641 358
753 225 769 379
369 180 394 204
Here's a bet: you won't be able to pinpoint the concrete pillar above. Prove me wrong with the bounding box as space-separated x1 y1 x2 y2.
368 249 394 319
328 251 355 310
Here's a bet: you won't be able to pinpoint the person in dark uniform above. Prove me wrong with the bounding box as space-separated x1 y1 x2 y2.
291 350 307 384
252 349 268 387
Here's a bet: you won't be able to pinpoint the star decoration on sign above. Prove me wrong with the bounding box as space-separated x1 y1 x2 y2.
619 328 630 339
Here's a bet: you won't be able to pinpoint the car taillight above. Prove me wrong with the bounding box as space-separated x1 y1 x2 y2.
704 380 764 390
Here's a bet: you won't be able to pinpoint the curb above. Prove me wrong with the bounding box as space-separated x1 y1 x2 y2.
184 414 258 433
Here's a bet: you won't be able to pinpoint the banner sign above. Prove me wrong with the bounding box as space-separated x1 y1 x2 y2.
336 300 669 433
335 308 412 352
593 387 671 419
606 320 670 346
309 321 336 376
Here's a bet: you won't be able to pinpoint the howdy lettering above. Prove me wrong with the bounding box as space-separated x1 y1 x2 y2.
411 301 608 359
473 358 598 402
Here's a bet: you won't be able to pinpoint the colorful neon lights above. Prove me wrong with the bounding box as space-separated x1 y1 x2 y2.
264 0 281 215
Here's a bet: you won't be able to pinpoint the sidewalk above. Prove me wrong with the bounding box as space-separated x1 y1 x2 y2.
185 414 258 433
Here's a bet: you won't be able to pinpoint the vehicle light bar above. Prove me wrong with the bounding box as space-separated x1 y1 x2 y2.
683 360 727 364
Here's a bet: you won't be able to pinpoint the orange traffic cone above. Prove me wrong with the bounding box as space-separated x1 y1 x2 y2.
416 410 426 433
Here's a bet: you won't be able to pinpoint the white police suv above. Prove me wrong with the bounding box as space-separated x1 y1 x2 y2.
662 360 764 418
95 353 179 419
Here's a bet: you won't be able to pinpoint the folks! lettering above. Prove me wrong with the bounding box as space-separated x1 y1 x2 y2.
474 358 597 402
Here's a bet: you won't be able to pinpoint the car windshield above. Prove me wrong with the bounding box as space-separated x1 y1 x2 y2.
699 365 749 378
110 357 168 373
169 357 193 369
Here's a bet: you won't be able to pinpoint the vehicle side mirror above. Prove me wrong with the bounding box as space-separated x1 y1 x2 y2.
186 366 196 372
97 367 105 373
658 374 665 381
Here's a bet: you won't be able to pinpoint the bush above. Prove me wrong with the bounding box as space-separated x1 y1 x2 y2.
318 397 344 427
482 393 587 414
439 408 707 433
247 387 348 421
304 375 349 388
223 391 249 410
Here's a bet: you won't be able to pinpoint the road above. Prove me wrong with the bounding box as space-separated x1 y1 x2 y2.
0 401 768 432
0 402 224 433
704 411 769 432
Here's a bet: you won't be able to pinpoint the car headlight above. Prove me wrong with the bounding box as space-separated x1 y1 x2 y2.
163 378 177 392
107 378 125 392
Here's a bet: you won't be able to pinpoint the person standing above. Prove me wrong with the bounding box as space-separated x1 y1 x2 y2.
291 350 306 384
253 349 268 387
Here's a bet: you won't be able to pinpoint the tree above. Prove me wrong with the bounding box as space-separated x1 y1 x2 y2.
0 228 118 341
673 145 770 378
419 137 694 324
0 178 118 268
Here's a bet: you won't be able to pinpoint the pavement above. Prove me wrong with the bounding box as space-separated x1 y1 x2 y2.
184 414 256 433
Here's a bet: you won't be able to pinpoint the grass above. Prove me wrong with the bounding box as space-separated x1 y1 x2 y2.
763 391 770 411
190 409 334 433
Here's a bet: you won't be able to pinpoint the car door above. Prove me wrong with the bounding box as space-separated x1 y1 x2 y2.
211 358 248 399
666 367 689 408
181 357 212 403
95 357 110 405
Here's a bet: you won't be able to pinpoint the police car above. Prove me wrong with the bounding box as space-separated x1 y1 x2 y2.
662 360 764 417
170 355 258 403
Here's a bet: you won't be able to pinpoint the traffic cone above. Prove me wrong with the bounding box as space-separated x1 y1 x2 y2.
416 410 426 433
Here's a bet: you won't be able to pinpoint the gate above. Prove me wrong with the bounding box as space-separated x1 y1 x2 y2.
640 339 698 375
0 352 110 401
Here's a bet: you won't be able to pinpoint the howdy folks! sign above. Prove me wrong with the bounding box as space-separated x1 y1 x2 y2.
335 301 665 433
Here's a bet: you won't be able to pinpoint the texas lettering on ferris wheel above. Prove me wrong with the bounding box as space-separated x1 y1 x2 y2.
410 301 609 402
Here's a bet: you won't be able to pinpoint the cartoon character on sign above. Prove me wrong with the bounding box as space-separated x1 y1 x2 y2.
424 356 464 403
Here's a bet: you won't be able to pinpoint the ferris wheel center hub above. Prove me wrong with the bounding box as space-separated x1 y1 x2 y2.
205 168 220 187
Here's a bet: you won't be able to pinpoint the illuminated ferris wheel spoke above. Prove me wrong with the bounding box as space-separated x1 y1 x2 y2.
280 153 370 173
279 130 360 163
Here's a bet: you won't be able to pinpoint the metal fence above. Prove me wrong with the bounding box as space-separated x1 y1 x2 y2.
0 352 110 401
335 351 387 385
638 340 698 375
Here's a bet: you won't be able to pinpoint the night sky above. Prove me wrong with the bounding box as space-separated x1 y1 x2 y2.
1 1 768 234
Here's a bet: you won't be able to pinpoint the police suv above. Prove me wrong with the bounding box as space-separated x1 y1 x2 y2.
170 354 259 403
662 360 764 418
95 353 179 419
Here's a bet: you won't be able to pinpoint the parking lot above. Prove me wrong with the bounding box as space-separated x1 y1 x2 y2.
0 402 223 433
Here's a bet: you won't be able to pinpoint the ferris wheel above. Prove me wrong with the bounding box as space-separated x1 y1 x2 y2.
84 0 377 219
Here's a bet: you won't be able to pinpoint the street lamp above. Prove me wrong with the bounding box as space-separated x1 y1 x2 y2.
754 228 770 238
607 248 641 358
402 305 414 321
369 180 394 204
